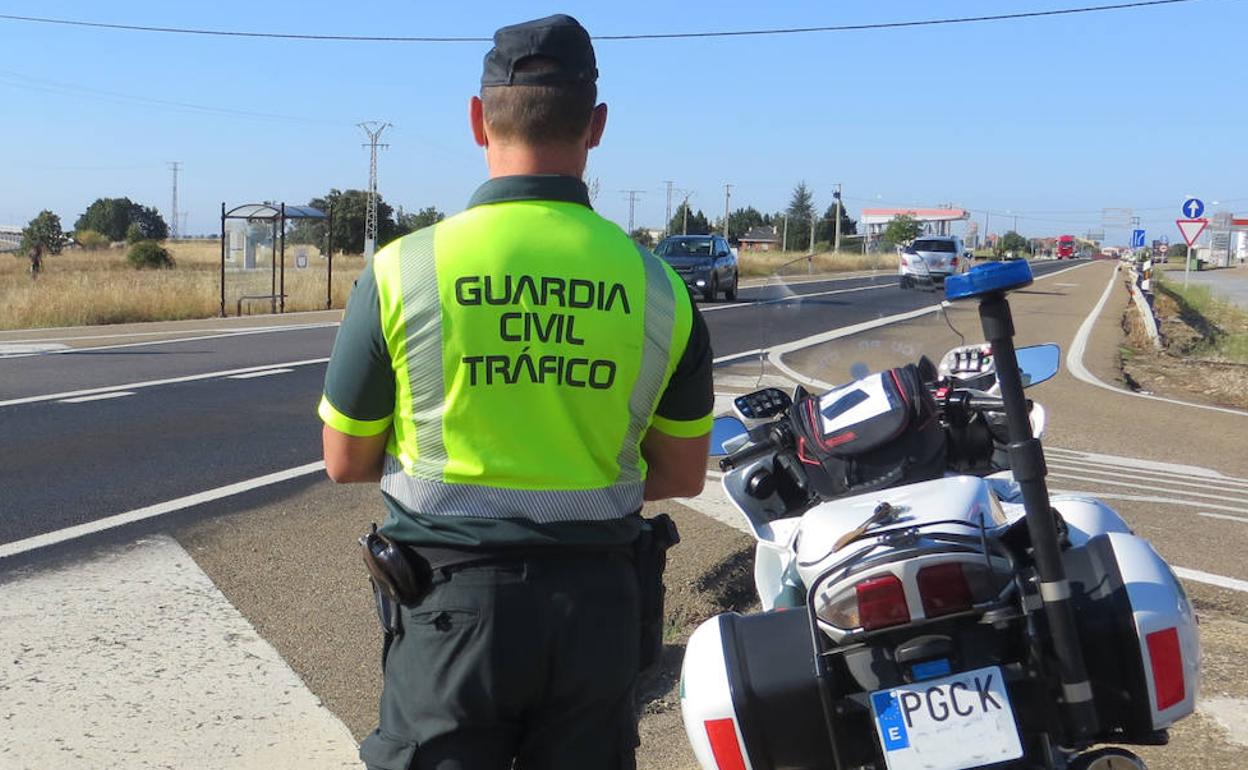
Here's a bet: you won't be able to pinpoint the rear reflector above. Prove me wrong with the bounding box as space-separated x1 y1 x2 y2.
917 562 974 618
1145 627 1185 710
704 718 748 770
857 574 910 630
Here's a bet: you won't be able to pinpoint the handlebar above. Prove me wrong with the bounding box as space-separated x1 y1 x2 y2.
718 423 792 472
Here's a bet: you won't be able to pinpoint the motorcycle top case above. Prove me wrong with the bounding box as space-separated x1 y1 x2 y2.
791 364 945 499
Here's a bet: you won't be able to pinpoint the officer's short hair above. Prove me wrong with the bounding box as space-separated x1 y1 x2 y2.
481 57 597 146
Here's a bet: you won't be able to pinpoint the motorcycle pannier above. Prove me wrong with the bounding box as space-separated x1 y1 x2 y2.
790 364 945 500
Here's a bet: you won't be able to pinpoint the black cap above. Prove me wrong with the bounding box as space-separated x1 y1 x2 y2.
481 14 597 88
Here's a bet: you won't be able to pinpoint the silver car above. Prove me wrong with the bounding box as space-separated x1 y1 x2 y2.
899 235 967 289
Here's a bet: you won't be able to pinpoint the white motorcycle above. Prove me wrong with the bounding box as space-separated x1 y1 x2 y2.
680 261 1199 770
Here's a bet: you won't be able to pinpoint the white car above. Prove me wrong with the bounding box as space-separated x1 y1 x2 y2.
898 235 967 289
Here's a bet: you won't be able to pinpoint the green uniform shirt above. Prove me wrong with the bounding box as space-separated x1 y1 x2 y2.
320 175 713 548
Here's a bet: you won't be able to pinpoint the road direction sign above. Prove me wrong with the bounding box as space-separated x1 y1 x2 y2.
1176 218 1208 247
1182 198 1205 218
1132 229 1146 248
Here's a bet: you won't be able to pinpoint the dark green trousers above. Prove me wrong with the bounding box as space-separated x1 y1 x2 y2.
360 551 641 770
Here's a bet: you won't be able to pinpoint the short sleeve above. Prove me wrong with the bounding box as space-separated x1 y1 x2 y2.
318 265 395 436
651 304 714 438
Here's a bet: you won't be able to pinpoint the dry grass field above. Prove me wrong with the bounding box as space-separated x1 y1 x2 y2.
736 248 894 277
0 241 895 330
0 240 366 330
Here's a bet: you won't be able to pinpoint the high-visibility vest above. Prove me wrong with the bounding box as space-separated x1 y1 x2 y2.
322 189 696 524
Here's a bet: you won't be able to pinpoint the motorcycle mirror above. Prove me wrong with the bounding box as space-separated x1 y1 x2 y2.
1017 344 1060 388
709 415 749 457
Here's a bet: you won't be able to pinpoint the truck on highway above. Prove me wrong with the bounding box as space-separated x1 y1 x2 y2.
1056 234 1075 259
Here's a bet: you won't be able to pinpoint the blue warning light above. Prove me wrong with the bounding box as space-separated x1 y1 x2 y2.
945 259 1034 301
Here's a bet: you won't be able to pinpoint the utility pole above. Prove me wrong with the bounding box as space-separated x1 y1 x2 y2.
663 180 674 236
722 183 733 238
168 161 181 240
782 215 789 251
681 190 694 235
833 183 843 253
621 190 645 233
358 121 391 259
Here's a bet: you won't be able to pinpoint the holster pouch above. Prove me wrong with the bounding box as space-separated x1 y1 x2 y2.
634 513 680 671
360 524 433 637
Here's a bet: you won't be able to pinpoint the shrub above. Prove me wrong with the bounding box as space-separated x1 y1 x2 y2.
127 240 175 270
125 222 145 244
76 229 110 250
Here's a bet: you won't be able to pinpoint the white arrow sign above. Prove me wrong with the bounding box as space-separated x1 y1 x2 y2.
1176 218 1208 247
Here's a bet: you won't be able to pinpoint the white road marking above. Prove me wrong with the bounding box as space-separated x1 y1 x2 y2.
1049 472 1248 505
58 391 136 404
1046 462 1248 494
1171 567 1248 594
227 368 295 379
0 535 359 767
1200 697 1248 748
0 357 329 408
0 462 325 560
1046 446 1246 483
1066 265 1248 417
1199 512 1248 524
1055 283 1080 287
1058 491 1248 516
0 322 340 359
0 342 70 356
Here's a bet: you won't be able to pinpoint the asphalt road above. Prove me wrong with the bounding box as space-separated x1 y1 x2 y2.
0 260 1079 552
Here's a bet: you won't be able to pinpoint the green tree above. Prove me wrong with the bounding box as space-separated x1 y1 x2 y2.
629 228 655 249
296 189 401 254
785 182 816 229
127 240 175 269
397 206 446 234
1167 243 1187 259
881 214 922 248
815 202 858 246
20 210 65 255
125 222 145 245
998 231 1029 256
726 206 767 241
668 202 711 236
74 197 167 242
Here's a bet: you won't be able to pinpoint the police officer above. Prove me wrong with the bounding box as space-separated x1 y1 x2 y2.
318 14 714 770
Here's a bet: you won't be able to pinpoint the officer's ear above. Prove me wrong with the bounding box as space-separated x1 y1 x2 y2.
586 102 607 150
469 96 488 148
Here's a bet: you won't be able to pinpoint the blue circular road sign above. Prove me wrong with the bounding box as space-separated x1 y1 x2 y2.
1182 198 1205 218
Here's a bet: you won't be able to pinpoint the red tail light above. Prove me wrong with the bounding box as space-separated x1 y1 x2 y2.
917 562 974 618
704 718 748 770
857 574 909 630
1146 627 1185 710
951 256 959 267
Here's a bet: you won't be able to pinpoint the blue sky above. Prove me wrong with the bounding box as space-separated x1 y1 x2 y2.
0 0 1243 246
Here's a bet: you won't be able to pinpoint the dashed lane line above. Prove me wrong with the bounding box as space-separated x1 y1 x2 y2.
0 357 329 408
58 391 135 404
227 368 295 379
0 322 341 359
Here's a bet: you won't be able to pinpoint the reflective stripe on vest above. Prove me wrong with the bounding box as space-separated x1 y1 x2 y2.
373 200 691 522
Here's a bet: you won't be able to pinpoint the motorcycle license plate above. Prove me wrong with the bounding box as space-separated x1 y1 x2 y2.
869 665 1023 770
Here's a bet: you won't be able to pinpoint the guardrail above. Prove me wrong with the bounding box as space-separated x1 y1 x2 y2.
1128 262 1162 349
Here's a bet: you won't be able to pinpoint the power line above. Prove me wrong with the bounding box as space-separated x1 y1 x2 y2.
0 68 342 126
0 1 1206 43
